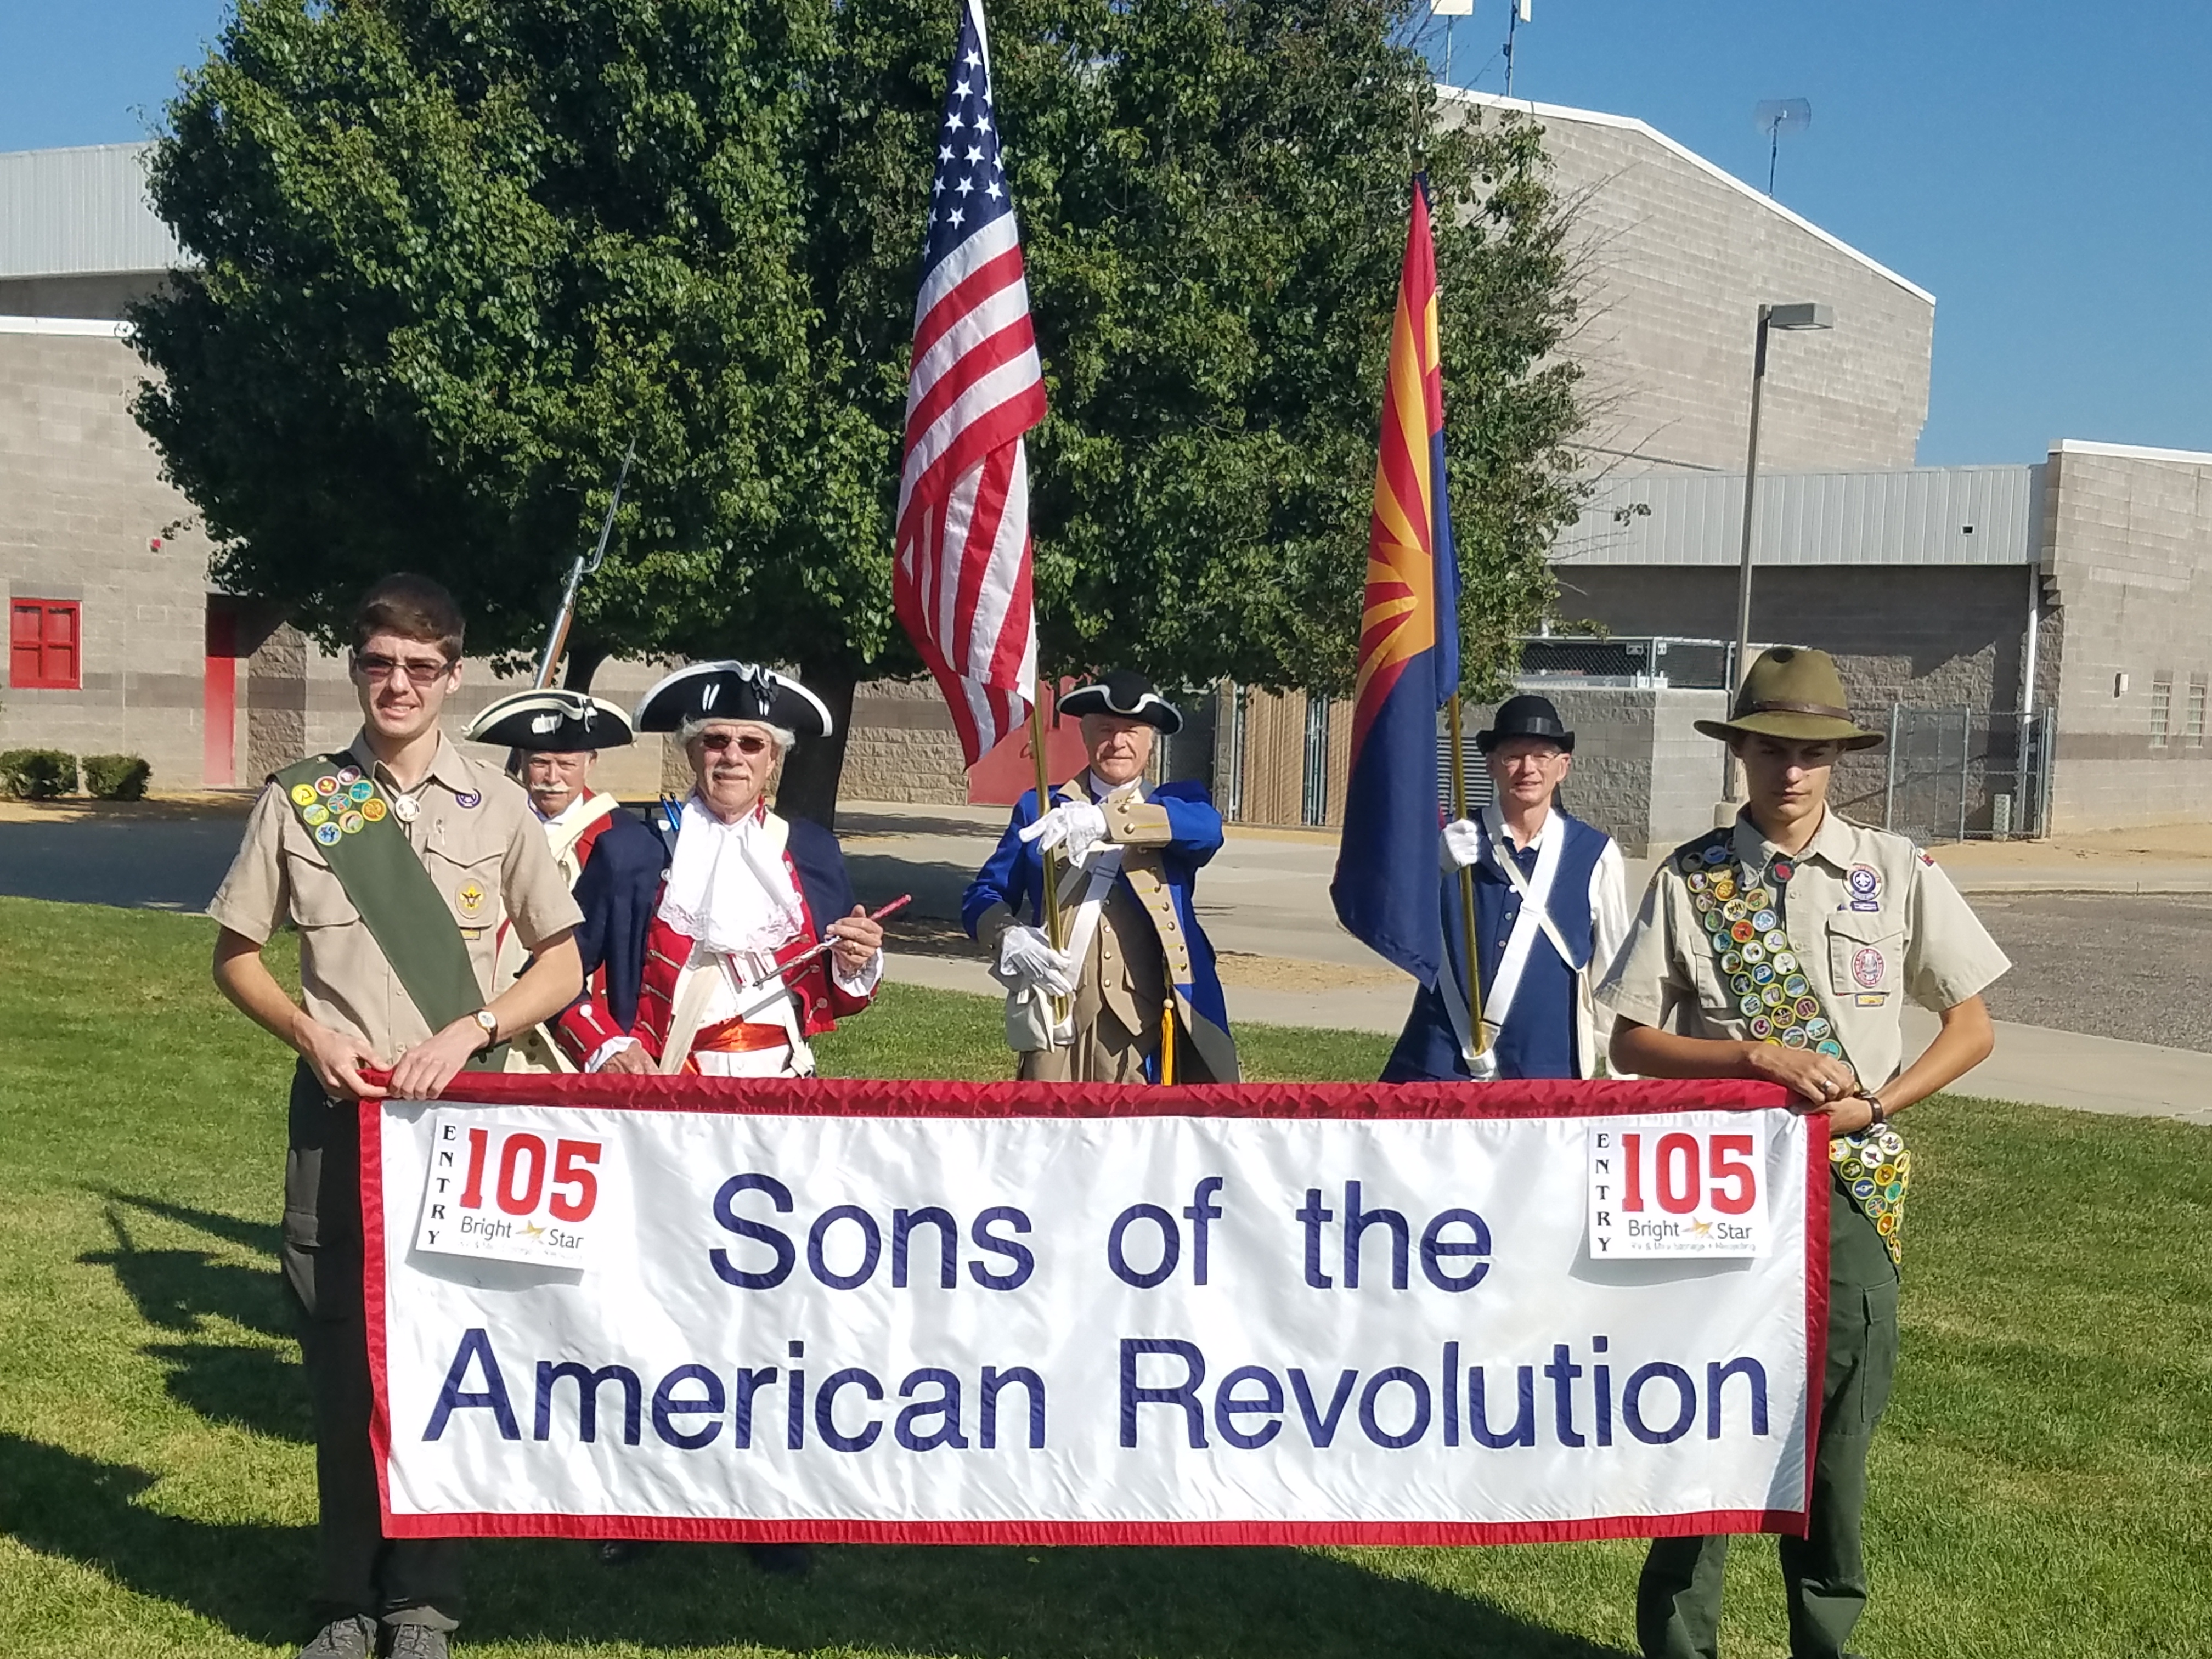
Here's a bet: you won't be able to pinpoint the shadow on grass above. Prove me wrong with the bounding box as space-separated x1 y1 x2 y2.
0 1429 1628 1657
80 1194 310 1443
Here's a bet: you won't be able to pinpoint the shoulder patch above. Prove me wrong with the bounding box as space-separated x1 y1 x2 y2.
1665 827 1731 877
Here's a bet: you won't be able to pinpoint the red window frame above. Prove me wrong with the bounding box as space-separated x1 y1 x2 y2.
9 599 82 690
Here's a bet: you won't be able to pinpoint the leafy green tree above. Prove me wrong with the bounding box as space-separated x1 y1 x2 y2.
134 0 1581 823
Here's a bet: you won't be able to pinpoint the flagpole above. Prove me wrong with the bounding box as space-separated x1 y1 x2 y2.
1028 678 1070 1034
1446 693 1487 1060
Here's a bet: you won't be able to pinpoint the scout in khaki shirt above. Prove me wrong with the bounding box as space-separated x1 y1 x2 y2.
208 575 582 1659
1599 647 2010 1659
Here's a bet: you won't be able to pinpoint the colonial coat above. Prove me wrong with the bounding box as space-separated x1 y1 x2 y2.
963 775 1239 1082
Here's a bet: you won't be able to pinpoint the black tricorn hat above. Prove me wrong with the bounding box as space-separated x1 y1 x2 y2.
1476 693 1575 753
632 661 834 738
1059 669 1183 734
462 689 634 753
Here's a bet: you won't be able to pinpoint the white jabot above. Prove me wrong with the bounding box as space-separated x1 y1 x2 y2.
658 795 806 960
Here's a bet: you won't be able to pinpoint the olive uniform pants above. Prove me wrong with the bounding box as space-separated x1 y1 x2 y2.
284 1062 467 1632
1636 1181 1899 1659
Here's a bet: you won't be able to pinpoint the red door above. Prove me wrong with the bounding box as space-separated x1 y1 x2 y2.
204 599 239 787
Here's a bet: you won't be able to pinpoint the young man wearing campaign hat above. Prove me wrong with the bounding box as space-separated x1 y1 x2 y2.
549 661 883 1087
963 669 1239 1083
1600 646 2010 1659
1381 692 1630 1082
462 689 667 1073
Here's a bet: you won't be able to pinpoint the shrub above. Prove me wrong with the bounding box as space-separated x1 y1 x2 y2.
83 754 152 801
0 749 78 799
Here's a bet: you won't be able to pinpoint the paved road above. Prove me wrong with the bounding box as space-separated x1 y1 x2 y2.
1971 892 2212 1054
11 811 2212 1060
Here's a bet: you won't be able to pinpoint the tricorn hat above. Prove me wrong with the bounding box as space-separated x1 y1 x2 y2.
1694 647 1883 751
633 662 834 738
1476 693 1574 754
1059 669 1183 734
462 689 634 753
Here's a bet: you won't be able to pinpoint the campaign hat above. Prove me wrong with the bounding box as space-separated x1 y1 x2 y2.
1694 646 1884 750
633 661 834 738
462 689 634 752
1058 669 1183 734
1476 693 1574 753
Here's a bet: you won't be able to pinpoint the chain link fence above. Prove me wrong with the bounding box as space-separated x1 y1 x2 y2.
1882 706 2053 843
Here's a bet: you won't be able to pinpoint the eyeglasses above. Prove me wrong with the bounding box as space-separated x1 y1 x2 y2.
354 652 455 685
699 731 772 756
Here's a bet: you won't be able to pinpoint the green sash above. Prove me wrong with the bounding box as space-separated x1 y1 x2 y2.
1673 830 1911 1265
272 754 505 1070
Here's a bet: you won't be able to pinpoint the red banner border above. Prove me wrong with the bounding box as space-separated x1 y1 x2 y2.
360 1076 1830 1546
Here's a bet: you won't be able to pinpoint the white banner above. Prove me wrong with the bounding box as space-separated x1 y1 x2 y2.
365 1076 1825 1544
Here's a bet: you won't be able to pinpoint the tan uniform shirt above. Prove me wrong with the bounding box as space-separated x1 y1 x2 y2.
208 731 582 1062
1599 809 2010 1087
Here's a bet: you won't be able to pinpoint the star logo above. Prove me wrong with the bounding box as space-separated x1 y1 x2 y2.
1690 1218 1714 1237
522 1221 546 1239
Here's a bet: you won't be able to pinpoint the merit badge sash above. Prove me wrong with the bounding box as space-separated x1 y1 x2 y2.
273 755 506 1070
1675 833 1910 1265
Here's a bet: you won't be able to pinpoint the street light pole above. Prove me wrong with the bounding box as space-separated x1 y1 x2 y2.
1722 300 1832 810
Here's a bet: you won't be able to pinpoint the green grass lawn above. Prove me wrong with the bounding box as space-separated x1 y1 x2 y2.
1 894 2207 1658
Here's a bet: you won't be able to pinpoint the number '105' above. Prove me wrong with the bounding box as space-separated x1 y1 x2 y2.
458 1128 601 1221
1618 1132 1757 1215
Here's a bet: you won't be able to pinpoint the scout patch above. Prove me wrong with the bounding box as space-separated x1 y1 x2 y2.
289 782 319 808
314 774 340 797
456 879 487 921
340 811 364 835
303 804 329 827
1669 829 1912 1265
455 790 482 809
361 797 388 822
314 822 342 847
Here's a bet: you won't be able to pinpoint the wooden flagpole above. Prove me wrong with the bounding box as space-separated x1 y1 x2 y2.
1028 679 1070 1031
1446 693 1488 1061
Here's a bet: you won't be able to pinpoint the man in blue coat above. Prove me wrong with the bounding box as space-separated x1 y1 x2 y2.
1381 694 1630 1082
964 671 1239 1082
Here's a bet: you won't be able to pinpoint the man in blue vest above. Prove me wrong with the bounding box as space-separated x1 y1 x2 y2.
1381 694 1630 1082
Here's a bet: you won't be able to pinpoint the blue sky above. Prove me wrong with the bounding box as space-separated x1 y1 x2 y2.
5 2 2207 466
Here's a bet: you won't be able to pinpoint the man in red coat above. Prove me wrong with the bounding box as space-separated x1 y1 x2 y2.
552 661 883 1080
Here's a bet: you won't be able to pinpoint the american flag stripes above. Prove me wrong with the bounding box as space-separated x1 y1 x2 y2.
892 0 1049 766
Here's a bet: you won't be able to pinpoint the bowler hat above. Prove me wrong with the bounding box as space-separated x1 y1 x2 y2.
1694 647 1883 750
1476 693 1574 753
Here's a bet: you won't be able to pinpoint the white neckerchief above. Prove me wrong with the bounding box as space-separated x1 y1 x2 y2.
538 790 619 888
658 795 805 961
1473 802 1569 1040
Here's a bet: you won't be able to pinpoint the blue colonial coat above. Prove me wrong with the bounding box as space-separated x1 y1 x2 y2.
962 777 1239 1082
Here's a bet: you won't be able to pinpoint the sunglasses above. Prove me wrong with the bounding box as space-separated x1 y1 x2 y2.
354 651 455 685
699 731 772 756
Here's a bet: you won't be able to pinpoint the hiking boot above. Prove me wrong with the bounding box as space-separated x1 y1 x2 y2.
296 1616 377 1659
381 1622 450 1659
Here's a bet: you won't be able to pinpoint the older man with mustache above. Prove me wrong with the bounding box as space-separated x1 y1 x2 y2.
551 661 883 1081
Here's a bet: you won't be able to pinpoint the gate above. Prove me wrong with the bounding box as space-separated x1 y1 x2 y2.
1882 707 2053 843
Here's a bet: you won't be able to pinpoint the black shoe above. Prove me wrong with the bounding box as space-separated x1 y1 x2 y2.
745 1542 815 1576
596 1538 657 1566
381 1622 450 1658
297 1616 377 1659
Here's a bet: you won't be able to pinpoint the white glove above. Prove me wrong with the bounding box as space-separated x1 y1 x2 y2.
1020 800 1110 861
996 924 1076 997
1442 816 1485 870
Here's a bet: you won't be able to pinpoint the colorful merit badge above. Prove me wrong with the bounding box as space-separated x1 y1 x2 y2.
339 811 364 835
289 783 319 808
456 879 487 921
303 804 329 827
314 822 342 847
1680 832 1910 1265
360 797 388 822
314 774 340 797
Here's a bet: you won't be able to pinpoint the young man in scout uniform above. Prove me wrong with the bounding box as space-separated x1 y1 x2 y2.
463 687 667 1073
1381 693 1630 1081
964 670 1239 1084
208 575 583 1659
1599 646 2009 1659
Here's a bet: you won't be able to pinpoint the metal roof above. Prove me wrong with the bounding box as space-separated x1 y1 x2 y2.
0 143 182 279
1551 464 2043 568
1441 89 1935 308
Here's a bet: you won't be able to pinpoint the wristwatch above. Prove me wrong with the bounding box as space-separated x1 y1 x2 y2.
1864 1091 1887 1128
471 1008 500 1049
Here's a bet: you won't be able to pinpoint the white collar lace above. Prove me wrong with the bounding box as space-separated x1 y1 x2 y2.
657 795 806 959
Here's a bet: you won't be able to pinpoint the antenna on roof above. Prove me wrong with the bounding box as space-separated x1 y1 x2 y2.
1504 0 1530 97
1753 98 1812 196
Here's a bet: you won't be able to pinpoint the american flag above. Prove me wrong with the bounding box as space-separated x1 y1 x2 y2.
891 0 1048 766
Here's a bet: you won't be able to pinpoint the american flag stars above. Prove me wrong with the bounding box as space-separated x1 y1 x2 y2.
921 34 1012 255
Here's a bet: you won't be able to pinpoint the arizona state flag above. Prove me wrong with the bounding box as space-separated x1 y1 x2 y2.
1329 177 1462 983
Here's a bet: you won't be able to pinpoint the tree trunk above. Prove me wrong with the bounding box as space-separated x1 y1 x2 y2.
562 637 610 693
775 661 859 832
